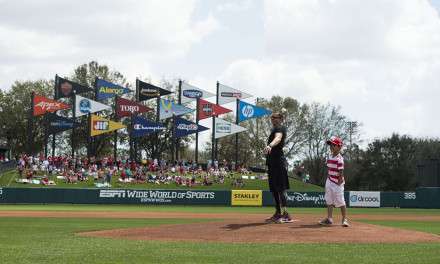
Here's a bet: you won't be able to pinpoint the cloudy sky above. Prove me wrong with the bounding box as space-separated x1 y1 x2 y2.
1 0 440 145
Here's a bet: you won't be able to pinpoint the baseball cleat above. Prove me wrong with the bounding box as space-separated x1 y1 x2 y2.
265 213 282 223
342 219 350 227
278 212 294 223
319 218 333 225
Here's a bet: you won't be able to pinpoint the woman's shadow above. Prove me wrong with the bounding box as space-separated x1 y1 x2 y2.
222 222 270 231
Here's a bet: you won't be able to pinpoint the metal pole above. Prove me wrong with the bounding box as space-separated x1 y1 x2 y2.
44 115 48 158
155 96 160 161
131 79 138 161
235 98 239 166
71 94 76 159
212 81 219 163
113 96 118 163
195 98 200 164
27 92 35 156
172 114 176 164
52 75 57 158
255 97 259 166
176 80 182 162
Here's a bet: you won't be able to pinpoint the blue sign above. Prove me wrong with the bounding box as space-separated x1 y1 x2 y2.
182 89 203 99
175 117 209 138
131 116 166 137
238 100 272 122
96 78 132 101
79 98 91 114
159 98 194 120
46 113 80 135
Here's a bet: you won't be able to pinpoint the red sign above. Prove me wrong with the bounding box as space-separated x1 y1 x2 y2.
33 95 70 116
116 97 152 117
198 98 232 120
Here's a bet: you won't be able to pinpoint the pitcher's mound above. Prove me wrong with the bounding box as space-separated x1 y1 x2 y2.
79 214 440 244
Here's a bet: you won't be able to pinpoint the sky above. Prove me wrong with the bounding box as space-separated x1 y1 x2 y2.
1 0 440 146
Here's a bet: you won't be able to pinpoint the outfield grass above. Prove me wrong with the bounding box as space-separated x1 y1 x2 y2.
0 169 323 191
0 206 439 264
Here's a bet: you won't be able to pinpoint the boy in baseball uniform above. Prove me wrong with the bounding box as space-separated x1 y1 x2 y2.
319 136 349 227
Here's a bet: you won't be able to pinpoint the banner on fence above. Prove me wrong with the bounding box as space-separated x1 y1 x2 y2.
349 191 380 207
231 190 262 206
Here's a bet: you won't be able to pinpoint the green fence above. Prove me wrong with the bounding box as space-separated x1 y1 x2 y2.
0 187 438 208
0 188 230 205
416 187 440 208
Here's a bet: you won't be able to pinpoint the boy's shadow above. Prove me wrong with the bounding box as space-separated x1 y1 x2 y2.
290 224 328 229
222 222 269 231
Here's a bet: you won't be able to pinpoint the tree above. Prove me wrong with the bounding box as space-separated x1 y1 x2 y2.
239 96 309 168
301 103 361 185
69 61 130 158
135 77 192 161
355 134 416 191
200 96 310 169
0 80 53 156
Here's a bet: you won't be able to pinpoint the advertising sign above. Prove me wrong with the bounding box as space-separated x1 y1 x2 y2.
96 78 131 100
214 118 247 139
180 82 215 104
98 189 225 205
218 83 252 105
349 191 380 207
231 190 262 206
75 95 111 117
33 95 70 116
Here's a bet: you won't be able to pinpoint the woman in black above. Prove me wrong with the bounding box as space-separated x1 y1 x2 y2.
264 112 292 223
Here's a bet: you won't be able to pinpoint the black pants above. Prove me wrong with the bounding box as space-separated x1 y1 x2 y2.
272 191 287 214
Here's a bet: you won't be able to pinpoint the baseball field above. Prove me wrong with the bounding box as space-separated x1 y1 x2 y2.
0 204 439 263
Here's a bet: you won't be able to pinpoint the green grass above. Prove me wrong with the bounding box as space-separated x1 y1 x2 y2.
1 204 440 215
0 169 323 191
0 206 439 263
0 213 439 263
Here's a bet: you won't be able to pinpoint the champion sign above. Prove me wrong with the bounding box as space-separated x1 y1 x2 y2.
183 89 203 99
349 191 380 207
134 124 165 132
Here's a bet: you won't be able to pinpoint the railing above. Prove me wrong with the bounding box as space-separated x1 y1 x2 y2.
0 160 15 174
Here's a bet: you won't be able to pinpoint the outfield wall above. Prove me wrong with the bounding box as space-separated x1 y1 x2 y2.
0 187 438 208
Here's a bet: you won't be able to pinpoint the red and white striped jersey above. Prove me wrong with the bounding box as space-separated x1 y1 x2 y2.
327 153 344 184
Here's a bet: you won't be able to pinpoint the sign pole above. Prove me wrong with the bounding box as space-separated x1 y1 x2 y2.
195 98 200 164
235 98 239 166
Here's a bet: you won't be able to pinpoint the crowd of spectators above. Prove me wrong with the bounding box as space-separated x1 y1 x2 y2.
14 154 253 187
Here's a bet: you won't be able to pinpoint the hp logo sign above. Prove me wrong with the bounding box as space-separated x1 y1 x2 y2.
242 105 254 118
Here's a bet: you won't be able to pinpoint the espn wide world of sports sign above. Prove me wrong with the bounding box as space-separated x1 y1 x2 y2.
0 188 434 208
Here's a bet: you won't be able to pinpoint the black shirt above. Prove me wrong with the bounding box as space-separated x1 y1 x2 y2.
267 125 286 161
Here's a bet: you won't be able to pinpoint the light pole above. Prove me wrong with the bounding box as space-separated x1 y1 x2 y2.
346 121 358 158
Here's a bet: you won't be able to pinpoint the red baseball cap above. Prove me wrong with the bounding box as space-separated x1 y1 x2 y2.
326 136 343 147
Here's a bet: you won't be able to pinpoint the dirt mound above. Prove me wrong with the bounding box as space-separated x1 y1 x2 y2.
78 214 440 244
